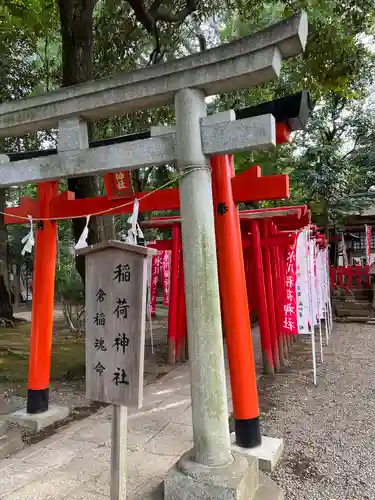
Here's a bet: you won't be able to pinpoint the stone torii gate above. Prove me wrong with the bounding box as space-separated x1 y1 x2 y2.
0 12 308 500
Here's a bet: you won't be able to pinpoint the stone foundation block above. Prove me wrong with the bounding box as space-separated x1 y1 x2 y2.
164 449 258 500
6 405 69 431
231 434 283 472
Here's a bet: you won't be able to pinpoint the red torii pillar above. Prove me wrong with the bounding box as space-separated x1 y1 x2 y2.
249 220 274 375
147 238 187 364
261 226 301 366
27 181 58 413
176 250 187 362
259 220 280 371
167 225 181 364
211 155 261 447
243 208 303 375
267 221 287 366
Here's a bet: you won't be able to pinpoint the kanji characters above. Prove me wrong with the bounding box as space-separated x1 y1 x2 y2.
113 298 129 319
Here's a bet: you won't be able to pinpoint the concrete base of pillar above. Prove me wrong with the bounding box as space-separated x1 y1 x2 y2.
164 449 259 500
6 404 69 431
231 434 283 472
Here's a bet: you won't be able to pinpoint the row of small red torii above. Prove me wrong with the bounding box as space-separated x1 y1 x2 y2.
145 201 323 372
4 149 327 447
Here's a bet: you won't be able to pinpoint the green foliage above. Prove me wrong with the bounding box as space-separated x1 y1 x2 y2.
0 0 375 259
220 0 375 101
241 94 375 228
56 244 85 334
288 96 375 225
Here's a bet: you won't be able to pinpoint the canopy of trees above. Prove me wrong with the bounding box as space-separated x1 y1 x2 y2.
0 0 375 320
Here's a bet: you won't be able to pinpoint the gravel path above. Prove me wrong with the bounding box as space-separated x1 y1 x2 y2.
259 323 375 500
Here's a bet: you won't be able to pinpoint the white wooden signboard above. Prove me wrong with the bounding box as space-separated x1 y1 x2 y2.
79 240 154 409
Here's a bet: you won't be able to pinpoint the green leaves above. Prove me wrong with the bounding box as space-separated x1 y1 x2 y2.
220 0 375 100
1 0 58 38
1 0 375 235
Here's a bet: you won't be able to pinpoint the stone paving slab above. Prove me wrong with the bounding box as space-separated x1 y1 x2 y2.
0 328 263 500
0 364 196 500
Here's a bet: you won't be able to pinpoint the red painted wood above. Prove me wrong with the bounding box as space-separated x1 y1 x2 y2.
176 248 186 361
276 122 292 144
104 171 133 200
260 220 280 371
167 225 181 364
211 154 260 420
147 240 172 251
231 166 289 203
28 182 58 393
331 266 371 290
5 165 292 225
250 220 274 373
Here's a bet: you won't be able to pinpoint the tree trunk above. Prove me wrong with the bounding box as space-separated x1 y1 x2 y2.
14 264 21 310
101 216 116 240
58 0 100 282
0 188 13 320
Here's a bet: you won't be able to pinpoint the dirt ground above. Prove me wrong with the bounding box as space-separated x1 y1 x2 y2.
0 304 172 420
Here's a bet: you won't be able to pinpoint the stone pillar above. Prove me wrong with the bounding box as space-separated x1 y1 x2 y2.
164 88 258 500
175 88 231 466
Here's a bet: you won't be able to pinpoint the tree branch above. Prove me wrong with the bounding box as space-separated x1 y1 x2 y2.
340 134 364 161
127 0 199 33
155 0 199 23
127 0 155 33
127 1 201 65
193 13 207 51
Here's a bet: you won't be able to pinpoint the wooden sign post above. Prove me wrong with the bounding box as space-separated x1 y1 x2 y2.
77 240 155 500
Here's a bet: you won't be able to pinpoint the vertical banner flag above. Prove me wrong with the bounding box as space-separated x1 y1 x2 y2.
282 236 298 335
365 225 371 265
296 229 311 335
312 240 319 326
151 253 161 315
161 250 171 306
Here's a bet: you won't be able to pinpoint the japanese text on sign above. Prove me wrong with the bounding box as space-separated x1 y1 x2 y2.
282 244 298 334
83 241 151 408
91 264 133 387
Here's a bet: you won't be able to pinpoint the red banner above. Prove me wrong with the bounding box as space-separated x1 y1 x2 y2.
366 225 371 265
150 253 161 315
282 241 298 334
161 251 171 306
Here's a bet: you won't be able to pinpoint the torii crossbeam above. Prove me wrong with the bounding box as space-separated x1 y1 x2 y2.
5 165 288 223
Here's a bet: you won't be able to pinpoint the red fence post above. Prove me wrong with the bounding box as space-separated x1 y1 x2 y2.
348 267 353 288
268 221 287 366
